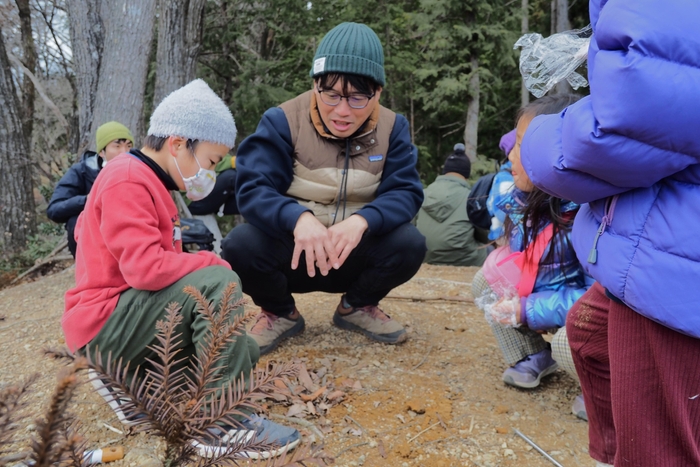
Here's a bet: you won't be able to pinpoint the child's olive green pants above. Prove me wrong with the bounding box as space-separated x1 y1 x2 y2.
84 266 259 390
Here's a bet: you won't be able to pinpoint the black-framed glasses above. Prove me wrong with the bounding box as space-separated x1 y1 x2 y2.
316 87 375 109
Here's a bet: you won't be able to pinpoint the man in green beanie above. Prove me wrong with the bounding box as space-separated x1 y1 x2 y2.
48 121 134 257
222 22 426 355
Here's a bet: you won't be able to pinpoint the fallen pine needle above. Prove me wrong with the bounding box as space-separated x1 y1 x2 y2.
345 415 366 434
408 421 441 443
436 412 447 430
469 416 475 433
412 345 433 370
335 442 369 458
103 423 124 435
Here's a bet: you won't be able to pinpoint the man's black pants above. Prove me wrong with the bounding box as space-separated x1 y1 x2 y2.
221 222 426 316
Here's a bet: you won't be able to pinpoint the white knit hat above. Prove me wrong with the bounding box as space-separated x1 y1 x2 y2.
147 79 237 148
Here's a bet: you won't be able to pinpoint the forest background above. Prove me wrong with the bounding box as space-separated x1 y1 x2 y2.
0 0 589 275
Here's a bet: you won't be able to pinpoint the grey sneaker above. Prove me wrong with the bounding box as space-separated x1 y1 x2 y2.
572 394 588 421
502 348 558 389
333 296 407 344
248 309 305 355
192 414 301 459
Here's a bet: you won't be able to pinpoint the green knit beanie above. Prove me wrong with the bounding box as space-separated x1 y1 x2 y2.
310 22 385 86
95 121 134 153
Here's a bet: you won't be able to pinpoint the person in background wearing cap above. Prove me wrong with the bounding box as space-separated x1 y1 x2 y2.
222 22 426 355
63 79 299 458
416 143 488 266
47 121 133 257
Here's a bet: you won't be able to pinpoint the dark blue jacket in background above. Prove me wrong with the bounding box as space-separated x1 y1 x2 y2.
47 151 102 223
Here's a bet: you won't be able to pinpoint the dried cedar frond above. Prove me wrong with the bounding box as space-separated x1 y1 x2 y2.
29 367 79 466
0 374 38 458
46 281 327 465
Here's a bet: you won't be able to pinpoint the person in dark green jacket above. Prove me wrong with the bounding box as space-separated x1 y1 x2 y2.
416 144 488 266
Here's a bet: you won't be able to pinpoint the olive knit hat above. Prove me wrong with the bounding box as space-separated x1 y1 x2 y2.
310 22 385 86
95 121 134 153
147 79 237 148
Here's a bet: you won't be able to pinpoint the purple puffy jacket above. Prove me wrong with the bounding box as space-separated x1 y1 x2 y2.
520 0 700 339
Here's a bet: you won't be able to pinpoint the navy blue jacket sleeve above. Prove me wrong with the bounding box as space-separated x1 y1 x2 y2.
356 115 424 235
46 164 88 224
235 107 311 235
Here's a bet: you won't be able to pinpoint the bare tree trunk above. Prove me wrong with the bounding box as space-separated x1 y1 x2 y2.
15 0 37 145
555 0 571 32
153 0 206 106
463 56 479 162
66 0 104 154
521 0 530 108
0 27 36 254
89 0 157 147
552 0 571 94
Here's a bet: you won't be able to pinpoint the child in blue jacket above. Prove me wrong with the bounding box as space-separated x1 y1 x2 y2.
473 94 593 396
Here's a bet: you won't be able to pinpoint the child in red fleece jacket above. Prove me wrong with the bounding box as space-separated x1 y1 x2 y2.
63 79 299 458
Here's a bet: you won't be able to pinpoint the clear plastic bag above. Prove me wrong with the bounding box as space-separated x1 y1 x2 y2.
514 25 592 98
475 289 521 328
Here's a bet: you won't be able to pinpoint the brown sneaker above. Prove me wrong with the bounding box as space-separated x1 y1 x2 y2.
333 297 407 344
248 309 305 355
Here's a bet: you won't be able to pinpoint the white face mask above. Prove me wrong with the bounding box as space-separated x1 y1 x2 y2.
175 151 217 201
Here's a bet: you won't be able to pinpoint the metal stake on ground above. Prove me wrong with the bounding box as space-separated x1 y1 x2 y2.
513 428 565 467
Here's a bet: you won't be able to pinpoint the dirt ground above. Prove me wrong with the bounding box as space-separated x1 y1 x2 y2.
0 263 593 467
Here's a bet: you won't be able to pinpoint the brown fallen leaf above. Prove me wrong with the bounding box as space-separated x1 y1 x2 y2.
286 403 308 418
300 385 327 402
318 357 332 368
298 363 318 392
265 392 289 402
340 378 355 388
273 379 287 390
406 400 426 414
306 401 317 416
378 440 387 458
326 390 346 401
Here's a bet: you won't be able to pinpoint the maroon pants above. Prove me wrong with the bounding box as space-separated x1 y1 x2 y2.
567 282 700 466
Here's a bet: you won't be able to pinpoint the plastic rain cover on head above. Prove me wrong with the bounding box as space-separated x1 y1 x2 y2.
514 25 592 98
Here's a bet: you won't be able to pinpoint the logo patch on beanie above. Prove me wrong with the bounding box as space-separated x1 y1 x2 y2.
314 57 326 74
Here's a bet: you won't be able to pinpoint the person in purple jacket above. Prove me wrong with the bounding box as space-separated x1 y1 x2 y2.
519 1 700 465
